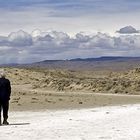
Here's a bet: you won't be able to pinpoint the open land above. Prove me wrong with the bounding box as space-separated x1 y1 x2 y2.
1 63 140 140
1 66 139 111
1 105 140 140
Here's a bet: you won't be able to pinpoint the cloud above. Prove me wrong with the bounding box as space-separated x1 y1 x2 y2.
0 30 32 48
0 29 140 63
8 30 33 47
1 0 140 38
31 29 42 38
117 26 140 34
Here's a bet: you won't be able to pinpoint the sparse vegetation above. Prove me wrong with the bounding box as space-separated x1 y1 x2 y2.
3 67 140 95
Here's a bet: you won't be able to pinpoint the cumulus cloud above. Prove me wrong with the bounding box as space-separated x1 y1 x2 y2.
0 30 33 48
117 26 140 34
0 29 140 63
31 29 42 38
8 30 33 47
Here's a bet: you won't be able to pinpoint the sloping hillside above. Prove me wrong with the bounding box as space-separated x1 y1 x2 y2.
4 67 140 94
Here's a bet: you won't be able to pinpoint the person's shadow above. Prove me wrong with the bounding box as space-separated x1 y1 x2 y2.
3 123 30 126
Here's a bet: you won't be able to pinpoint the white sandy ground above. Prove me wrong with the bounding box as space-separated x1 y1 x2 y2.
1 105 140 140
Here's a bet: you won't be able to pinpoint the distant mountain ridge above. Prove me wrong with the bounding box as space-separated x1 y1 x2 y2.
36 56 140 63
28 56 140 71
69 56 140 61
1 56 140 71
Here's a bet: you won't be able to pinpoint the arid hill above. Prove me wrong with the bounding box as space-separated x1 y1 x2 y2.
4 67 140 95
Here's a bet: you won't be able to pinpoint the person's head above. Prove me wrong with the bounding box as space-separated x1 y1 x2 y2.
0 69 6 78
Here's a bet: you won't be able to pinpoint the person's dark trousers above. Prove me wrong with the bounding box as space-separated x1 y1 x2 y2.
0 100 9 124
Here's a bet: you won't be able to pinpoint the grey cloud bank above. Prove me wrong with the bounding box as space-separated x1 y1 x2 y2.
117 26 140 34
0 29 140 64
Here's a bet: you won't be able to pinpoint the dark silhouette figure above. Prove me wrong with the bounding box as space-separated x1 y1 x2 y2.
0 70 11 125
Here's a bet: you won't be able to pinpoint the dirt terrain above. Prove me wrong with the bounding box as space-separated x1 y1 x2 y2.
7 67 140 94
0 67 139 111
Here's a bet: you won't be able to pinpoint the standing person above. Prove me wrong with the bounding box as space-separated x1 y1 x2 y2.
0 69 11 125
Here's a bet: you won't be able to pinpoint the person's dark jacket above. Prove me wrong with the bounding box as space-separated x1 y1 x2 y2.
0 77 11 101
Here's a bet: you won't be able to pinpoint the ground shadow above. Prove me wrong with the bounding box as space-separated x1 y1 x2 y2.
2 123 30 126
10 123 30 125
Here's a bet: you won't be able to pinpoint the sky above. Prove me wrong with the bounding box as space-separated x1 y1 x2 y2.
0 0 140 63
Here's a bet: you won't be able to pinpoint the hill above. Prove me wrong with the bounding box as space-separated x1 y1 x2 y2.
22 56 140 71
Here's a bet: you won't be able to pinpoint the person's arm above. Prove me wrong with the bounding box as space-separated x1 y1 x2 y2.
7 80 11 100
